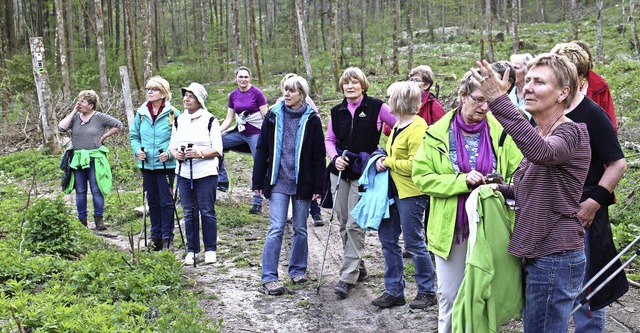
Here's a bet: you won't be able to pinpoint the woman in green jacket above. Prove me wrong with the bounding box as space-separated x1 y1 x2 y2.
130 76 180 251
411 71 522 333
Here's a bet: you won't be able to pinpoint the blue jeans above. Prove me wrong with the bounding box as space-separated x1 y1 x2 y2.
378 195 436 297
74 160 104 220
261 192 310 283
178 174 218 253
573 228 606 332
523 249 586 332
219 131 263 206
143 170 175 241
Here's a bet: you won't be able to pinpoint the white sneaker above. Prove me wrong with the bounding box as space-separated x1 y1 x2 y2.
204 251 216 264
184 252 197 265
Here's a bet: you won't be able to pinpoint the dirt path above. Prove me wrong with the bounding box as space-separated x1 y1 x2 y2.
94 187 640 333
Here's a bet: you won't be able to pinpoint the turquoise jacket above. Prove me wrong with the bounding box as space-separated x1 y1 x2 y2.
452 186 523 332
411 110 522 259
64 146 112 195
129 101 180 170
350 153 391 230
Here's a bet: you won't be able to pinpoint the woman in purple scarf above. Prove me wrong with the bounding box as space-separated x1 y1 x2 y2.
412 70 522 333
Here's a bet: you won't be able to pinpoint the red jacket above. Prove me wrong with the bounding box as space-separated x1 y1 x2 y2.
586 70 618 133
383 92 445 136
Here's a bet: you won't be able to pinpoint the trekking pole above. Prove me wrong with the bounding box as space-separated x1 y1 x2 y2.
317 150 348 295
570 234 640 315
141 147 148 248
188 143 198 268
159 149 185 248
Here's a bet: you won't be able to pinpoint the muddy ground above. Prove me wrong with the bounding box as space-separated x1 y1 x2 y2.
94 183 640 333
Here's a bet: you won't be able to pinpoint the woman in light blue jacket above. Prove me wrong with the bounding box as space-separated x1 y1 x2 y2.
130 76 180 251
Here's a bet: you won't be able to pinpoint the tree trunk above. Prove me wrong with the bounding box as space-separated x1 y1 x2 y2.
485 0 494 62
154 0 161 70
391 0 399 74
140 0 152 84
478 0 485 59
119 66 135 129
123 0 142 91
232 0 243 65
250 0 262 84
512 0 519 53
407 0 414 73
200 0 210 64
441 1 445 42
632 0 640 55
572 0 579 40
330 0 340 92
294 0 313 92
537 0 545 22
170 0 177 59
321 0 328 51
426 0 435 43
6 0 16 53
54 0 70 100
95 0 109 102
30 37 62 153
360 0 366 68
596 0 603 62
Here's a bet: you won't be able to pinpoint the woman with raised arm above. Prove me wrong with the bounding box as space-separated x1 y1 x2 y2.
59 90 123 230
473 55 591 332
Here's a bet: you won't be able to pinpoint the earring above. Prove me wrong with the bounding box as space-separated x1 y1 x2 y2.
557 98 562 103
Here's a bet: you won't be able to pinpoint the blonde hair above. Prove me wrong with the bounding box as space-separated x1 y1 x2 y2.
527 53 579 108
280 73 298 89
550 42 590 77
509 53 533 69
145 76 172 101
387 81 421 115
77 90 100 110
282 75 310 101
339 67 369 94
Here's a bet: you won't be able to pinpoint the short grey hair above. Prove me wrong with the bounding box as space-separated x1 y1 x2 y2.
527 53 579 108
283 75 310 101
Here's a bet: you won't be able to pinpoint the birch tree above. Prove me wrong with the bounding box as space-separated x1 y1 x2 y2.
360 0 366 69
391 0 399 75
250 0 262 84
596 0 604 62
200 0 209 64
485 0 494 62
632 0 639 55
407 0 414 73
66 0 75 81
512 0 519 53
95 0 109 101
141 0 152 83
54 0 70 100
232 0 243 65
330 0 340 92
294 0 313 90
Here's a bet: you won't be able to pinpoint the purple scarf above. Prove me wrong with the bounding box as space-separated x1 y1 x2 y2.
452 108 494 244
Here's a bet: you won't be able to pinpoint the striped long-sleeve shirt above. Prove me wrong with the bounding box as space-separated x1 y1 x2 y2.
491 94 591 259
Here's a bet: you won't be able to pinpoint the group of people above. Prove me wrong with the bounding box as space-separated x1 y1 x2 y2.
58 39 629 332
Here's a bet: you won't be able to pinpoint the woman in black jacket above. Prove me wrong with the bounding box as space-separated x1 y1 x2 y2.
253 76 326 296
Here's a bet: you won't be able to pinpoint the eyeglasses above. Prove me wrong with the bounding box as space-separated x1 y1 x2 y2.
408 77 423 83
146 88 161 93
468 95 487 105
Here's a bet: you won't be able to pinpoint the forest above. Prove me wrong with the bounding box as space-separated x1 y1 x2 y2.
2 0 640 331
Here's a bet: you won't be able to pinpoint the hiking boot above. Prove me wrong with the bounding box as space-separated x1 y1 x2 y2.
372 292 406 308
148 238 163 252
80 219 88 227
217 182 228 192
94 216 107 230
358 266 368 281
402 248 411 258
162 239 172 251
204 251 216 264
184 252 198 265
334 281 355 299
262 281 285 296
249 203 262 215
312 215 324 227
291 274 308 285
409 292 437 309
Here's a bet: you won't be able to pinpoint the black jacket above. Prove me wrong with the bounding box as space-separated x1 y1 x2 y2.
252 102 326 200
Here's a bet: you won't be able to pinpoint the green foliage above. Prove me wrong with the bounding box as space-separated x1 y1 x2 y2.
0 149 60 182
22 196 80 257
3 51 35 94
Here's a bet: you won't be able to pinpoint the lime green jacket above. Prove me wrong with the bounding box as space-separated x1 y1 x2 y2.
385 116 428 199
452 186 523 332
64 146 112 195
411 110 522 259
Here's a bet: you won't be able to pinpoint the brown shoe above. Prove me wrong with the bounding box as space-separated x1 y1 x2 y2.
80 219 88 227
402 248 411 258
94 216 107 230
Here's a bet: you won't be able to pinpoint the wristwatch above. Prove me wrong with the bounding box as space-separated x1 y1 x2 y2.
200 150 205 159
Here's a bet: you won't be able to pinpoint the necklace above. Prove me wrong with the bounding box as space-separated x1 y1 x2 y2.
539 113 564 138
